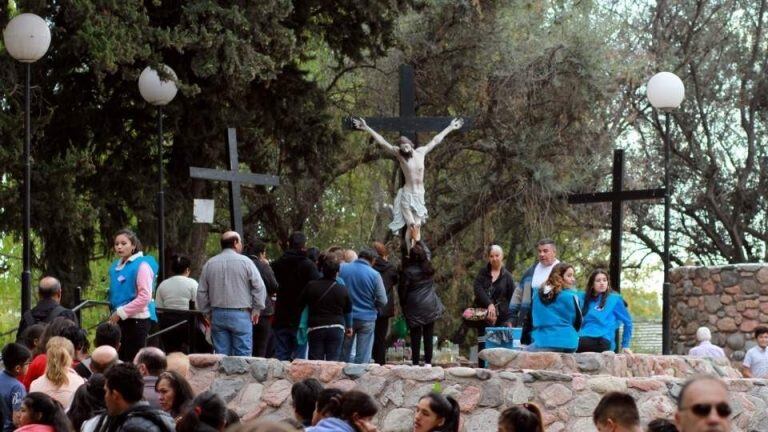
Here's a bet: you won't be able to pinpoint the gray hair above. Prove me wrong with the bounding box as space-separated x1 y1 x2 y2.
487 244 504 255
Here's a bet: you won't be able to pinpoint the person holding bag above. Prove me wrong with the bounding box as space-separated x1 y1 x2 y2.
471 245 516 355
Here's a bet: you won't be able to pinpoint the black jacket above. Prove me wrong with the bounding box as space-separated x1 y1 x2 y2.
271 250 321 328
298 278 352 328
473 264 516 325
17 298 77 341
94 402 174 432
372 257 399 318
251 257 279 316
400 263 444 328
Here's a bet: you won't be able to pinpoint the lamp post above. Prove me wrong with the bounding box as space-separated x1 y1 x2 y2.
138 65 178 282
3 13 52 314
647 71 685 355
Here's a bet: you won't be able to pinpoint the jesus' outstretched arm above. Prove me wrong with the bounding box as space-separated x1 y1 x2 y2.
421 117 463 154
352 117 398 156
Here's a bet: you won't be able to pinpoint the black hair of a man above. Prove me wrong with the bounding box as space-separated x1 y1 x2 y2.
755 326 768 338
536 238 556 248
94 322 121 348
177 391 227 432
34 317 77 357
318 252 341 279
247 239 267 256
104 363 144 404
291 378 324 422
19 324 46 351
676 375 726 409
288 231 307 250
306 247 320 264
170 255 192 275
593 392 640 427
357 248 377 263
2 343 32 371
37 278 62 299
646 418 679 432
220 232 240 250
60 326 88 352
136 348 167 376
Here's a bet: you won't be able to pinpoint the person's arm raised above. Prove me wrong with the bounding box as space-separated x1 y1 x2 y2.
421 117 463 154
352 117 399 156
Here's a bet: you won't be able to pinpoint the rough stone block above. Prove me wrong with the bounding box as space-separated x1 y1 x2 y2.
382 408 414 432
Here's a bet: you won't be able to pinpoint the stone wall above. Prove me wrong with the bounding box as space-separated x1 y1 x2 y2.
188 352 766 432
670 264 768 361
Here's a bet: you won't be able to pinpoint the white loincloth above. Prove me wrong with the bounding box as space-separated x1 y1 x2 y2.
388 188 428 233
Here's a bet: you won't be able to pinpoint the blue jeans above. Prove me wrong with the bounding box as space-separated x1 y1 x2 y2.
211 308 252 356
273 327 298 361
342 320 376 364
308 327 345 361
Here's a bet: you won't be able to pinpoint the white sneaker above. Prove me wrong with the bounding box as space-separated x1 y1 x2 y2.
424 363 432 368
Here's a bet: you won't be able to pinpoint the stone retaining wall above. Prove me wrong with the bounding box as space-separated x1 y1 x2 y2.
670 264 768 361
188 353 766 432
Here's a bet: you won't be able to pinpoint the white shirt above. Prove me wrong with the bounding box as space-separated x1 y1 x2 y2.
744 345 768 378
689 341 726 358
532 260 560 289
156 275 198 310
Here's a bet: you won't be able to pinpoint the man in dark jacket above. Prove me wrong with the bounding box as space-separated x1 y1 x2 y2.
96 363 175 432
16 276 77 341
371 242 398 365
271 232 321 361
247 239 280 358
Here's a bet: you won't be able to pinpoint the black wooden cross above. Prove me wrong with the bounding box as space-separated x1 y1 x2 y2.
344 64 472 146
344 64 472 257
568 149 665 292
189 128 280 235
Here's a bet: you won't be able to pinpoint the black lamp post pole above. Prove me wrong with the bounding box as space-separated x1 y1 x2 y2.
21 63 32 313
662 111 672 355
157 106 165 282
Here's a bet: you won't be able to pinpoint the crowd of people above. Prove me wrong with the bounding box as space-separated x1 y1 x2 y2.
0 320 738 432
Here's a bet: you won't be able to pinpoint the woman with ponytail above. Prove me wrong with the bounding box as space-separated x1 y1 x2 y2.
29 338 85 410
498 403 544 432
176 391 227 432
307 390 379 432
15 392 73 432
413 392 460 432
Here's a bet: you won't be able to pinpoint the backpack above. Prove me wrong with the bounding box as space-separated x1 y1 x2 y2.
22 304 67 328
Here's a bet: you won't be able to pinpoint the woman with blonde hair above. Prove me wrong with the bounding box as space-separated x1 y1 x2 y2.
525 262 582 353
29 337 85 410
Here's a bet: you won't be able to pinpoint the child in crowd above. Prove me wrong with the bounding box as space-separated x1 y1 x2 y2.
0 343 32 432
577 269 633 353
526 263 582 353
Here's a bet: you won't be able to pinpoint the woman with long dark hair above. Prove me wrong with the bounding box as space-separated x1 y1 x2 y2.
577 269 633 353
527 263 582 353
155 371 195 421
176 391 227 432
413 392 460 432
107 229 159 362
66 374 106 431
307 390 379 432
401 241 444 366
15 392 73 432
498 403 544 432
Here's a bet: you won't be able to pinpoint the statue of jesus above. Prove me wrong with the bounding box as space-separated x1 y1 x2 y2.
352 117 464 247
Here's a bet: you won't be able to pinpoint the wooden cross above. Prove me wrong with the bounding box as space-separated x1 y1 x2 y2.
344 64 472 146
189 128 280 235
568 149 666 292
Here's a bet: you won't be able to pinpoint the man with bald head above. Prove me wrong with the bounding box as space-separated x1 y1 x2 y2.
90 345 120 374
17 276 77 340
197 231 266 356
675 375 732 432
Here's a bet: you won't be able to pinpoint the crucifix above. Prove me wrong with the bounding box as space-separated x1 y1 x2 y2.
568 148 665 292
189 128 280 235
345 64 472 251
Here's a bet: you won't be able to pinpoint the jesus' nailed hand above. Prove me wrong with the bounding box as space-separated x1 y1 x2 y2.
351 116 463 248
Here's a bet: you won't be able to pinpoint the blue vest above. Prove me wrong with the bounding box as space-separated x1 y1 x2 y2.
109 255 159 322
531 288 580 350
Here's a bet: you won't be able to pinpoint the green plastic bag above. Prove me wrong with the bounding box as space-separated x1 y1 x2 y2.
392 315 408 339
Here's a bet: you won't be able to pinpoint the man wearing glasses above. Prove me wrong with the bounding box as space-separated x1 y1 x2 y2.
675 375 731 432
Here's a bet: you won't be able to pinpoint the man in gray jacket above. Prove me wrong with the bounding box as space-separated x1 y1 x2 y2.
197 231 266 356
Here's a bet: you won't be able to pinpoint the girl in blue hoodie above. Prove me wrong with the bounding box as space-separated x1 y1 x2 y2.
306 390 379 432
528 263 582 352
577 269 633 353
